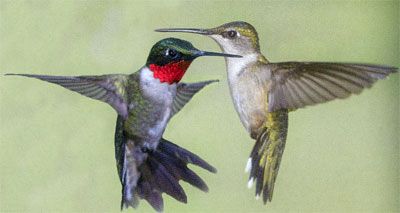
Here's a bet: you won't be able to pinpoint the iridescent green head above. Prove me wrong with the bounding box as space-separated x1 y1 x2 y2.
146 37 241 66
155 21 260 55
145 38 241 84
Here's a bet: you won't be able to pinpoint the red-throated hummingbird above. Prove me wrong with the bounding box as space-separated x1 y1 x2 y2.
7 37 241 211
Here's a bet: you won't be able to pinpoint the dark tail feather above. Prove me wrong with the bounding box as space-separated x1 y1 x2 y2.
146 156 187 203
247 110 288 204
152 147 209 192
136 180 163 211
133 139 216 211
115 113 216 211
158 138 217 173
117 135 216 211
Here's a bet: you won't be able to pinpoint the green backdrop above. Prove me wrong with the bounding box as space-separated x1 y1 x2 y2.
1 1 398 212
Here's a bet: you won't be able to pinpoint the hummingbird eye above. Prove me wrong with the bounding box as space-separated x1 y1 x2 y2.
222 30 237 39
165 48 179 59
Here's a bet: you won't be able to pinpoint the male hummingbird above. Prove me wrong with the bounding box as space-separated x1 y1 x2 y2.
156 22 398 203
7 37 241 211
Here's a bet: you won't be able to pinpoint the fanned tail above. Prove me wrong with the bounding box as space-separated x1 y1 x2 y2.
115 116 217 212
247 110 288 203
134 139 217 211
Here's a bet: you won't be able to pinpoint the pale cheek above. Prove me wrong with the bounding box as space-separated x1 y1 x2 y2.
210 35 241 55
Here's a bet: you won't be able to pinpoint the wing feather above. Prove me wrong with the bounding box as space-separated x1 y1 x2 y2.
6 73 129 117
266 62 397 111
170 80 218 118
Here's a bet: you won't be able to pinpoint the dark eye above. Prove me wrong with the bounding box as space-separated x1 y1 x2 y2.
222 30 237 39
166 48 178 58
227 30 237 38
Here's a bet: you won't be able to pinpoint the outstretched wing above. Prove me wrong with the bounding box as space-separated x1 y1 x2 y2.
7 73 129 117
264 62 397 112
170 80 218 118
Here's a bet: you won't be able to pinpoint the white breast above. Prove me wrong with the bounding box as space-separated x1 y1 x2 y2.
139 67 176 144
226 53 257 82
140 67 176 104
226 54 264 132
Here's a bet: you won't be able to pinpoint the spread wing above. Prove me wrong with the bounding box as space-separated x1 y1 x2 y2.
7 73 129 117
170 80 218 118
264 62 397 112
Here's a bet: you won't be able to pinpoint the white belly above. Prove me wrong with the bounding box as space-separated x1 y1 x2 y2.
226 55 266 133
147 108 170 139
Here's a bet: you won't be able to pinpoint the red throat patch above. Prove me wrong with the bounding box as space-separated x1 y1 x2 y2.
149 60 192 84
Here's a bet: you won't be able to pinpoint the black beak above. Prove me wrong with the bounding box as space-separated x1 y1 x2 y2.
155 28 213 35
195 50 241 58
156 28 242 58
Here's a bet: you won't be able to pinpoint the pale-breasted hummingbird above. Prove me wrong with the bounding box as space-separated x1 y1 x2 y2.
156 21 398 204
7 37 241 211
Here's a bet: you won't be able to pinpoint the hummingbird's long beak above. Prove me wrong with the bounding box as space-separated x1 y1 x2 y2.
155 28 241 58
155 28 213 35
196 50 241 58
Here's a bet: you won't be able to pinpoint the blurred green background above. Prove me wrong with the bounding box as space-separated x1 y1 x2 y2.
1 1 399 212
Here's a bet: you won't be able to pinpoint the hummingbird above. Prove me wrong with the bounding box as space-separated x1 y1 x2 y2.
6 37 241 211
156 22 398 203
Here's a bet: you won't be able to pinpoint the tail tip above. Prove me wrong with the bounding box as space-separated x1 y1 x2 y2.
245 158 252 173
247 177 254 189
207 165 218 174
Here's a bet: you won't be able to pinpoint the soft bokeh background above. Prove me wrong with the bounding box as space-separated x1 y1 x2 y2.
1 1 399 212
